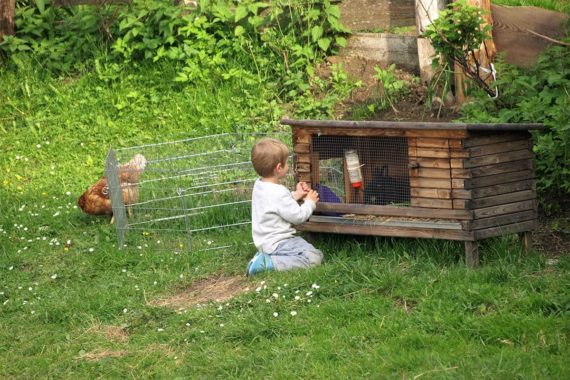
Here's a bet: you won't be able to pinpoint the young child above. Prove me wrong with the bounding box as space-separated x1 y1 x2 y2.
246 138 323 276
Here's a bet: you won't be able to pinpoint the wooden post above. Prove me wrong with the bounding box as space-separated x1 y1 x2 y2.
415 0 446 85
465 241 480 268
0 0 15 43
454 0 496 105
519 232 532 254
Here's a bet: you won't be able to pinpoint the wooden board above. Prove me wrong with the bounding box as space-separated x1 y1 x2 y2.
411 198 453 209
472 179 535 199
464 131 529 147
315 202 472 220
298 221 474 241
470 159 533 178
293 133 311 144
310 215 462 230
453 199 470 209
283 119 542 131
471 189 537 209
293 143 310 154
451 169 471 179
293 127 406 138
474 220 537 239
452 189 472 200
295 154 311 164
411 188 452 199
415 137 463 148
467 170 534 189
473 199 536 219
465 149 532 168
406 130 468 138
471 209 537 230
411 168 451 179
468 139 531 157
408 147 470 159
414 157 464 169
410 178 465 189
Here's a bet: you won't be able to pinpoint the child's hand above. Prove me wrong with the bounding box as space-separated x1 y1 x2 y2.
306 189 319 203
293 182 310 201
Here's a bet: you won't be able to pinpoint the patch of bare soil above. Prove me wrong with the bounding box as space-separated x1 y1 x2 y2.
320 56 459 122
86 323 129 343
80 350 127 362
533 213 570 257
150 274 248 309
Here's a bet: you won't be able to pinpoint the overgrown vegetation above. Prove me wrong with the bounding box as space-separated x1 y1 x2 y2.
422 0 570 211
423 0 496 97
1 0 353 115
462 46 570 213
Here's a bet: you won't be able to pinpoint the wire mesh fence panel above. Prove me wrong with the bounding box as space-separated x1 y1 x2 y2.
106 133 293 253
311 135 411 207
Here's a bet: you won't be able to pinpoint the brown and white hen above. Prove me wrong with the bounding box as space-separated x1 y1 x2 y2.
78 154 147 222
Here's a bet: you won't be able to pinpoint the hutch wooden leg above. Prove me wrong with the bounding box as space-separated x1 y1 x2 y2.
465 241 480 268
519 232 533 254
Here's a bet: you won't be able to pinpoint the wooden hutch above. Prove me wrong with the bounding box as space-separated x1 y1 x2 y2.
282 119 543 267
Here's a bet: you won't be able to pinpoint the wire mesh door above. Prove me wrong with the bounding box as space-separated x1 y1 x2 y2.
311 135 411 207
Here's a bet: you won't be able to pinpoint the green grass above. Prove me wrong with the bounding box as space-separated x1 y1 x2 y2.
1 51 569 380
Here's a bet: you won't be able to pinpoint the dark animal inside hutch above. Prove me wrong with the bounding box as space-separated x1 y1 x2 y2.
282 119 543 267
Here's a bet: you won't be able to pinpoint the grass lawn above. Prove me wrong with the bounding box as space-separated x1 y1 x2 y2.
1 38 569 380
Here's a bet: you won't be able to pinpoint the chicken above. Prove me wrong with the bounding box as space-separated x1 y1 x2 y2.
78 154 147 222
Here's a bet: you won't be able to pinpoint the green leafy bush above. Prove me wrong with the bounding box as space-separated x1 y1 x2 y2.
461 46 570 212
0 0 117 72
373 64 414 112
2 0 351 116
422 0 496 98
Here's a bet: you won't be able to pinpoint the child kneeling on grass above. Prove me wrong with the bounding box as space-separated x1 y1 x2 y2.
246 138 323 276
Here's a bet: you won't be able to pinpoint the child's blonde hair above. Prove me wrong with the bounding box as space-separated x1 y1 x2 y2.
251 138 289 177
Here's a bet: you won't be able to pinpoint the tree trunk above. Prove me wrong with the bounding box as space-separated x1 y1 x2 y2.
0 0 15 43
415 0 446 85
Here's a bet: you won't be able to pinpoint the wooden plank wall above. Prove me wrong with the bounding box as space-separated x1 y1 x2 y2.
464 131 538 239
406 130 469 210
292 129 313 187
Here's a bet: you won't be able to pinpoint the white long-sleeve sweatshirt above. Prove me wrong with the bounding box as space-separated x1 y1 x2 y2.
251 179 316 253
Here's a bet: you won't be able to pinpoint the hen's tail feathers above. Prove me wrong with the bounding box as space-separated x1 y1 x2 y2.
119 154 147 183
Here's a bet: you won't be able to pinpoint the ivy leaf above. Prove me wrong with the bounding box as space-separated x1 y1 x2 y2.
317 38 331 51
235 6 248 22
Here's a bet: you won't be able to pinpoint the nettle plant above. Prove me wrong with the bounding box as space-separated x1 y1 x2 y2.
422 0 495 97
373 64 414 113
